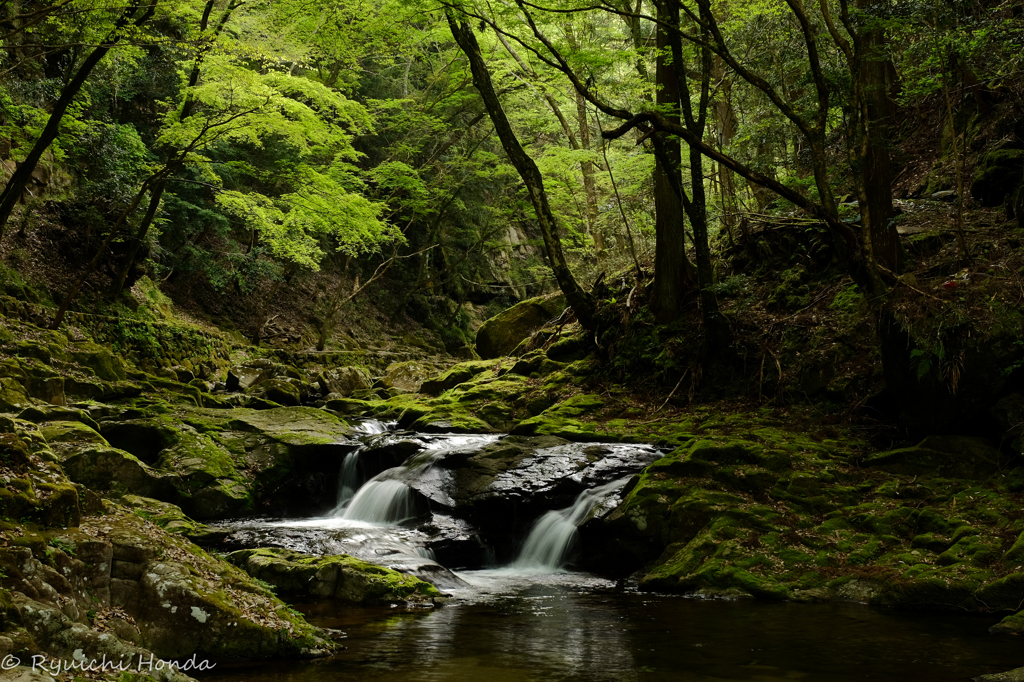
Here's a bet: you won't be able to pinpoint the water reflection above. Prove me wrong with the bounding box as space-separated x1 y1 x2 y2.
197 571 1023 682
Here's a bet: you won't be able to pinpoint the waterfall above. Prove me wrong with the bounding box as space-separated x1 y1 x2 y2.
356 419 392 435
335 430 500 525
341 480 418 524
335 449 362 511
513 478 629 571
333 420 400 515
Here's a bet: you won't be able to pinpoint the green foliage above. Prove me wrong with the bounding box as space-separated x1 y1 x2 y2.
910 346 946 382
706 274 751 298
48 537 76 555
72 122 150 208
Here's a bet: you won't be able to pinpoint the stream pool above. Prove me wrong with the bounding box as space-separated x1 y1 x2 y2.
199 425 1023 681
198 569 1022 682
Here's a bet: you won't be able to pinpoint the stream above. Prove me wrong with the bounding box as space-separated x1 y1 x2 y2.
198 423 1024 681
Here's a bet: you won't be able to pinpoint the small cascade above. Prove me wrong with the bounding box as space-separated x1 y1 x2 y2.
355 419 392 435
341 479 418 524
333 420 402 514
513 478 629 571
335 431 501 526
335 449 362 511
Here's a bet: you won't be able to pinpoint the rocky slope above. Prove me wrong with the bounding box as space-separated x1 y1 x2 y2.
0 310 447 681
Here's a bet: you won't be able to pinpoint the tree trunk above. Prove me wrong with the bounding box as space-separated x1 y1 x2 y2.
0 0 156 236
109 180 164 299
650 1 695 323
575 89 602 257
447 13 596 331
856 18 897 274
712 57 739 241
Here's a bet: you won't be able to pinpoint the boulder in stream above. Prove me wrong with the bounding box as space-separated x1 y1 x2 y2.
226 548 443 604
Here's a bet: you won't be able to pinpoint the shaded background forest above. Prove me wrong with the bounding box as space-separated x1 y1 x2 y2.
1 0 1023 433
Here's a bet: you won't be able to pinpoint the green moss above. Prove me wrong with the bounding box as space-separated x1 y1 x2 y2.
227 548 441 604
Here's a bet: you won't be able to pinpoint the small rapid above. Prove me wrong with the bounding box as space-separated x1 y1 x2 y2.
209 422 657 588
512 478 631 571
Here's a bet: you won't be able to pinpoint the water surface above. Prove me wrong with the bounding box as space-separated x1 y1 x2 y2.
199 570 1022 682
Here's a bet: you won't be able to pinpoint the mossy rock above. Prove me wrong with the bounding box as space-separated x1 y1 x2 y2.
1003 530 1024 564
976 573 1024 610
227 548 442 604
323 396 375 416
18 404 100 431
545 335 591 363
475 294 566 359
971 148 1024 207
119 495 204 535
247 378 302 406
225 406 350 443
60 445 174 500
509 351 565 378
37 420 109 446
419 359 503 396
510 394 611 441
0 432 81 528
990 611 1024 636
319 366 371 396
0 377 29 411
974 666 1024 682
381 361 441 393
68 341 127 381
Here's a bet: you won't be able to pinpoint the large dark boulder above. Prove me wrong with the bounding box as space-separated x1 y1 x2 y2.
971 148 1024 207
475 294 566 359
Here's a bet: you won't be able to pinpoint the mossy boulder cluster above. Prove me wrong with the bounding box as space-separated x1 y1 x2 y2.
0 420 335 681
0 313 464 681
580 425 1024 633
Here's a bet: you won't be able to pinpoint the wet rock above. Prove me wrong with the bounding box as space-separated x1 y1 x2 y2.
207 521 468 591
974 667 1024 682
475 294 565 359
368 434 661 551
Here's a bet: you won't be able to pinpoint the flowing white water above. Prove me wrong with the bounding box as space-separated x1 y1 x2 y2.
333 420 402 514
337 432 501 525
335 449 362 511
341 479 418 524
513 478 630 571
355 419 392 435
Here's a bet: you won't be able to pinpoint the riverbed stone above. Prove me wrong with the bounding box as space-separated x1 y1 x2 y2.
974 667 1024 682
319 367 371 396
226 548 442 604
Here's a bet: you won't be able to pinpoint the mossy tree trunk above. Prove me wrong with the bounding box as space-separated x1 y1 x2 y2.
447 13 597 332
